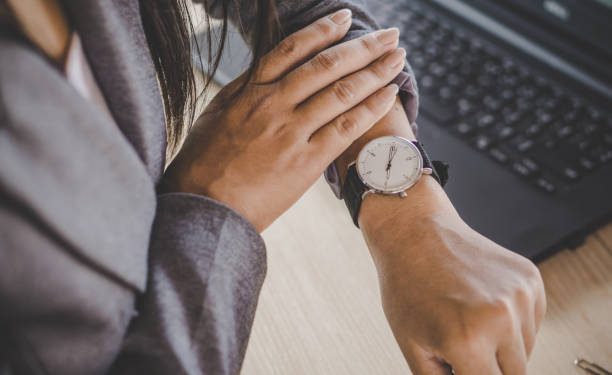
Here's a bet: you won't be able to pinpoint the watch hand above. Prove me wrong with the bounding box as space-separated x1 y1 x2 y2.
386 144 398 171
386 145 393 171
385 170 390 190
389 144 397 163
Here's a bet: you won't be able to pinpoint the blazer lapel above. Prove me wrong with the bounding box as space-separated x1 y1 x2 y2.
61 0 166 182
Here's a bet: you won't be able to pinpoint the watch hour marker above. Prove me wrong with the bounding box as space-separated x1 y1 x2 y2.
367 151 376 157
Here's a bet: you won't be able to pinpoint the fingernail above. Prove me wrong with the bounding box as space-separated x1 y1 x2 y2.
385 48 406 69
376 28 400 45
330 9 352 24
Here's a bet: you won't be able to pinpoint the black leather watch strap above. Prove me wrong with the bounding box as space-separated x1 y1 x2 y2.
342 141 449 228
343 164 368 228
414 141 449 187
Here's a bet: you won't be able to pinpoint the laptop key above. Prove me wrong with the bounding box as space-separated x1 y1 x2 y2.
578 157 596 171
562 166 581 181
525 124 543 137
419 75 438 94
464 84 482 99
489 148 509 164
536 110 554 126
483 95 503 112
457 98 475 116
521 157 540 173
556 125 574 139
438 87 456 102
477 113 496 128
497 126 515 140
594 148 612 164
512 161 534 178
534 177 557 193
516 138 534 153
473 135 493 150
455 122 475 136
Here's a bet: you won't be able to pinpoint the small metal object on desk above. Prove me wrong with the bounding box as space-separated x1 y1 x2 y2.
575 358 612 375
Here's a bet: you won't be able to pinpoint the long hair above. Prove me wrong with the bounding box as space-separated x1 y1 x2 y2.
0 0 278 156
139 0 280 156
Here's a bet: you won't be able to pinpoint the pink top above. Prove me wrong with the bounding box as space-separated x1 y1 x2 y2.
64 33 114 120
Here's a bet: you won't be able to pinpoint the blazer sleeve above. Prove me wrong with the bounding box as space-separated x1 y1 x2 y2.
111 193 266 375
196 0 419 198
0 192 265 375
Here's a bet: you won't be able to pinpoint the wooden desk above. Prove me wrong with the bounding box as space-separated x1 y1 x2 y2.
241 178 612 374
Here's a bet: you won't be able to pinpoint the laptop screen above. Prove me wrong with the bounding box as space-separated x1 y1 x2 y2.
505 0 612 59
464 0 612 84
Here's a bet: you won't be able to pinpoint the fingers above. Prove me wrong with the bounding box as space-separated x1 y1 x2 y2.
255 9 353 83
405 344 450 375
497 334 528 375
520 294 537 358
308 83 398 162
534 269 547 332
280 27 400 104
522 262 546 358
295 48 406 133
446 346 502 375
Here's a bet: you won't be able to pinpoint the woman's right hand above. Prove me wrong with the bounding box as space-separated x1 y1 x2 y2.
161 9 406 231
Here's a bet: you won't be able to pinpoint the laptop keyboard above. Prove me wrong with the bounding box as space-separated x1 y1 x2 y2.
373 1 612 194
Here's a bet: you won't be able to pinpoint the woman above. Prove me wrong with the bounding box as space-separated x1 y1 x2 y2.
0 0 545 374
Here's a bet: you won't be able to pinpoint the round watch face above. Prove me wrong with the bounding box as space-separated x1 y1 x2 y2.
356 136 423 194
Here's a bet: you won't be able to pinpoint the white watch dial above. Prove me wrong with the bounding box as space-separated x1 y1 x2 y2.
356 136 423 193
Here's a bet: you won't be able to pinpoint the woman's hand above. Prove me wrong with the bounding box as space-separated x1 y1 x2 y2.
162 9 406 231
360 178 547 375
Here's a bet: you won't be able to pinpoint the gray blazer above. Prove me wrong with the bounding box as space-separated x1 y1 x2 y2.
0 0 415 374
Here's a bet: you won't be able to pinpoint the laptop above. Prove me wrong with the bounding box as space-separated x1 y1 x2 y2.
194 0 612 261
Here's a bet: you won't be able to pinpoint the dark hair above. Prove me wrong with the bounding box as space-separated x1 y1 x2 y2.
139 0 280 157
0 0 276 156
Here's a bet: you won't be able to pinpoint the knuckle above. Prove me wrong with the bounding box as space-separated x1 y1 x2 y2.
525 261 543 286
370 61 389 79
313 50 339 71
334 114 359 137
441 329 482 357
489 297 513 317
315 19 336 38
278 37 298 56
360 35 378 54
363 95 383 114
332 80 355 105
277 122 302 140
249 89 277 118
518 258 544 296
514 282 534 305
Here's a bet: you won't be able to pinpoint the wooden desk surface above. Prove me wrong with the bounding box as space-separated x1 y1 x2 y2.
241 178 612 375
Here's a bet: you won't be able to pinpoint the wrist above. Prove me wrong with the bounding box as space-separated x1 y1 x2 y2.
359 175 461 258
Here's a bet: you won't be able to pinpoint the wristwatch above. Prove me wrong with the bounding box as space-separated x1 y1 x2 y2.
342 136 449 227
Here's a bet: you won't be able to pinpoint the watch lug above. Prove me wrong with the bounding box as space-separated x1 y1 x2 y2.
399 191 408 198
422 167 433 175
361 189 376 200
